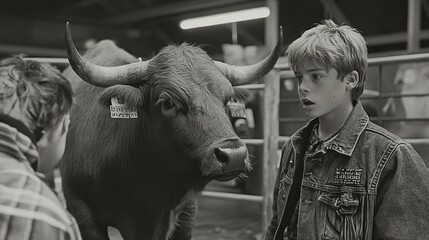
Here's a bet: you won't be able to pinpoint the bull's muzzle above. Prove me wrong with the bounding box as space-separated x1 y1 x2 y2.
214 146 248 181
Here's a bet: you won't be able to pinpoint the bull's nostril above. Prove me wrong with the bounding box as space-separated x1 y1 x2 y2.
214 148 229 163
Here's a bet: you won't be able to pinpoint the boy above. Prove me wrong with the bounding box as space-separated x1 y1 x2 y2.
0 56 81 239
265 20 429 240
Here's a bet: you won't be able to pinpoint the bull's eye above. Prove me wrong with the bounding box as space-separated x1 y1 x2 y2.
162 99 174 109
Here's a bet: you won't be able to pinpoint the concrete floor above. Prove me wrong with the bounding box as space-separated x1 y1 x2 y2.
107 182 263 240
193 195 263 240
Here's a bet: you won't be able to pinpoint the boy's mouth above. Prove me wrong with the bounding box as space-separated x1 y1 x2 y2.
302 99 314 106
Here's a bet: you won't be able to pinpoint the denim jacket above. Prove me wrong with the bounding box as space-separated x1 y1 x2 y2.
265 101 429 240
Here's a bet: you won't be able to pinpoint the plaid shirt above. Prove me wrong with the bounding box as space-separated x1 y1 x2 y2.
0 120 81 240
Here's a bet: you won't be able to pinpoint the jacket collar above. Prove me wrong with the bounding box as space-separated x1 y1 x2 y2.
291 101 369 157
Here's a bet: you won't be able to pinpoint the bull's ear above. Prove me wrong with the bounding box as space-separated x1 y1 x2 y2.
232 87 255 104
97 85 145 108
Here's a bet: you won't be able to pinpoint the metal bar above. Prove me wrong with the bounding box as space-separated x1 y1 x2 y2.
406 138 429 144
279 116 429 123
368 52 429 65
277 136 429 146
201 191 263 202
378 92 429 98
23 57 69 65
243 139 264 145
408 0 421 51
370 117 429 122
236 84 265 90
231 22 238 44
281 92 429 103
356 92 429 99
274 63 290 71
244 137 429 147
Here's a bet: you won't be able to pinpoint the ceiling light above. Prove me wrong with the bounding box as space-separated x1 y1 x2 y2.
180 7 270 30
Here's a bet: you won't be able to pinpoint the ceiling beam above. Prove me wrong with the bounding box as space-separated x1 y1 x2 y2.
318 0 349 24
60 0 117 13
104 0 255 25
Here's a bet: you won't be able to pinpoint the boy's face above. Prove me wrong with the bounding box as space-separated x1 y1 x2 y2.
37 114 70 176
295 63 353 119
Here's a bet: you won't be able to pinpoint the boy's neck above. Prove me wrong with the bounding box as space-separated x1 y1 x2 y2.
317 102 354 140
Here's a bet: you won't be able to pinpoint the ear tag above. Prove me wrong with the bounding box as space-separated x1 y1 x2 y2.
110 97 138 119
227 99 246 119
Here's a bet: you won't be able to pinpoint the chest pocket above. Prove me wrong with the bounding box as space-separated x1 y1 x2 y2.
318 191 365 240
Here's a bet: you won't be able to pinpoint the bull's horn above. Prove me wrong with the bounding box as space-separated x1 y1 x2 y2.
215 26 283 86
65 22 149 87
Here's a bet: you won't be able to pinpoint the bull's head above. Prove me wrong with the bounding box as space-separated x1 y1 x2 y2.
65 22 283 182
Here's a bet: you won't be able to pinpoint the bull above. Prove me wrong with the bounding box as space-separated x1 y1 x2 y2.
60 22 283 240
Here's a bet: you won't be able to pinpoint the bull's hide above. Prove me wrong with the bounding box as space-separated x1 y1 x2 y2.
60 24 282 240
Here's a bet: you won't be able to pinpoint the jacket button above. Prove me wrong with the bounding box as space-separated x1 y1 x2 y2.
282 194 286 200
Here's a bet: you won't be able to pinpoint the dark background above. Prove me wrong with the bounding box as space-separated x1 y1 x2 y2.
0 0 428 59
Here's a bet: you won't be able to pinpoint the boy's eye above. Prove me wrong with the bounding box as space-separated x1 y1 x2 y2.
295 76 303 83
312 74 323 80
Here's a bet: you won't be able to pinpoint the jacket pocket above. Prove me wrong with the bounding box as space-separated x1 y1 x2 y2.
318 192 364 240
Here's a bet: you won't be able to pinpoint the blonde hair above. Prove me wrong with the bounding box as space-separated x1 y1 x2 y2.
286 19 368 101
0 56 73 140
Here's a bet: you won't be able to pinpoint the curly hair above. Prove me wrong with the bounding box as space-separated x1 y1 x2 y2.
0 56 73 140
286 19 368 101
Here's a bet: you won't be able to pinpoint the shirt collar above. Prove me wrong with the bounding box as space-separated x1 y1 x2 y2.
291 101 369 157
0 115 39 170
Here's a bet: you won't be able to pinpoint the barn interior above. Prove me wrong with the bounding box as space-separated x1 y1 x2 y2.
1 0 429 239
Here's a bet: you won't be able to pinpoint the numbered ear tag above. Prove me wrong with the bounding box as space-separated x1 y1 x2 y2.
110 97 138 119
227 99 246 119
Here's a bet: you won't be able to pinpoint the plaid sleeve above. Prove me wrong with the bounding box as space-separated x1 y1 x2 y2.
0 167 82 240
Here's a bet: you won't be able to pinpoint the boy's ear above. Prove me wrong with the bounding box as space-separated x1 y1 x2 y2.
345 70 359 91
61 114 71 135
38 114 70 146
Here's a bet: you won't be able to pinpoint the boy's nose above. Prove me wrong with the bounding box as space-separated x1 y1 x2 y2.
298 83 310 93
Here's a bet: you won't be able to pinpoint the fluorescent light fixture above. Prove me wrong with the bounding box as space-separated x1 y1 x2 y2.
180 7 270 30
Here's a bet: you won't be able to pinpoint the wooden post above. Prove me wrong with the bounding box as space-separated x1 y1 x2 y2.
262 0 280 232
262 70 280 232
407 0 421 51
